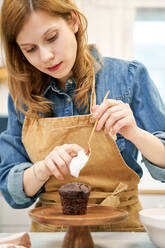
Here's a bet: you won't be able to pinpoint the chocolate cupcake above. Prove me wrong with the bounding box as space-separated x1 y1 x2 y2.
59 182 91 215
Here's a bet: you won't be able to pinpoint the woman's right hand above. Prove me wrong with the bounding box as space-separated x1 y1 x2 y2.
37 144 84 180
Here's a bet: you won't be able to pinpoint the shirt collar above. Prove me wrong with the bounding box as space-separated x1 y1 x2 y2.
43 77 76 96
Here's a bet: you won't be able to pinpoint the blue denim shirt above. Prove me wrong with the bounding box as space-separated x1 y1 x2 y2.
1 53 165 209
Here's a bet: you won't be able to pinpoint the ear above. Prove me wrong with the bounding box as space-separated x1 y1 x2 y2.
70 11 79 34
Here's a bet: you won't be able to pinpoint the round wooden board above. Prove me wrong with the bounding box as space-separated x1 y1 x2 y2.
29 205 128 226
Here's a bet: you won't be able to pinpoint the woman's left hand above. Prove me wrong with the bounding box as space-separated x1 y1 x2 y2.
92 99 139 141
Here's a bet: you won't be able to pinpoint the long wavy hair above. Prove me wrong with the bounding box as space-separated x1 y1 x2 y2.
1 0 101 117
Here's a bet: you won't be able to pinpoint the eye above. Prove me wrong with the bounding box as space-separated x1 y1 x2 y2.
47 34 57 42
26 47 36 53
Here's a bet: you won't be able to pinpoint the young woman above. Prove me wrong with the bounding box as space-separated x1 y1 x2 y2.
0 0 165 232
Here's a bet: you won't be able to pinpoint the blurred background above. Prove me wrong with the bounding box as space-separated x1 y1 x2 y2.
0 0 165 232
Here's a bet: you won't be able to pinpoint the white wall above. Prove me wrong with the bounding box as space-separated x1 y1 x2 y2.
0 82 8 115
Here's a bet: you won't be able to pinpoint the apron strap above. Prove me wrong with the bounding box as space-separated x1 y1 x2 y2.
90 71 96 113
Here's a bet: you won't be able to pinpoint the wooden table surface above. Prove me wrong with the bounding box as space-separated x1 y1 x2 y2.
0 232 156 248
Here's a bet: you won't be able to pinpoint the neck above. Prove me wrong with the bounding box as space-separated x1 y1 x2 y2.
57 71 73 91
58 81 66 91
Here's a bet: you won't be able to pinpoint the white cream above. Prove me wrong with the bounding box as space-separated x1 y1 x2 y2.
69 150 89 178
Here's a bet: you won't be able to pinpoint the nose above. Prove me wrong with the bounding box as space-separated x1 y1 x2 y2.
40 46 54 64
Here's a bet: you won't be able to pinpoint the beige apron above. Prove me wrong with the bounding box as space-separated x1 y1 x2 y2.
22 78 144 232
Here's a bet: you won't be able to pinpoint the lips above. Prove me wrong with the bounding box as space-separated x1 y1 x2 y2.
47 61 63 72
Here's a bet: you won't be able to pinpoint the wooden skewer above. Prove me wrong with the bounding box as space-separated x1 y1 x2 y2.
87 90 110 154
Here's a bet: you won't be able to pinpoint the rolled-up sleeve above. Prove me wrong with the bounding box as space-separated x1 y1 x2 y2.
129 61 165 182
0 95 43 208
142 131 165 182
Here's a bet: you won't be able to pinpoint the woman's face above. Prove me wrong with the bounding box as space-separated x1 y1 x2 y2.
16 10 78 84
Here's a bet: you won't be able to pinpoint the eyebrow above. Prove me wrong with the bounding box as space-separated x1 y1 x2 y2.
19 25 57 46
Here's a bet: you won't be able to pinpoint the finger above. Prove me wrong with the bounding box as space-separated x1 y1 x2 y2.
96 108 112 131
92 105 99 112
51 153 69 176
57 147 72 173
45 158 64 180
96 104 125 131
104 109 128 133
93 99 123 119
112 116 131 134
63 144 85 155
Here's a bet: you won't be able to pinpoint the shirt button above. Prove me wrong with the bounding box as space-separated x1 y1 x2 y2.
68 79 72 84
67 97 71 102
